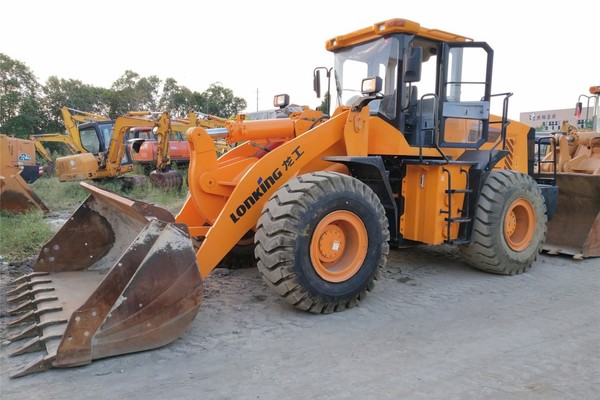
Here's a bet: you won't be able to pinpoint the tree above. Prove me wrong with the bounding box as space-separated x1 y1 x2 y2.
318 91 331 115
195 82 247 118
108 70 161 117
0 53 44 137
42 76 111 132
159 78 194 117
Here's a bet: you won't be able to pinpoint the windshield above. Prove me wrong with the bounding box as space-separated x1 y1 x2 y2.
333 37 400 118
98 122 114 151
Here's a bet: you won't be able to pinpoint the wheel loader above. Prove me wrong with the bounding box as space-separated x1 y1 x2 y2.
0 134 48 213
4 18 558 378
538 85 600 258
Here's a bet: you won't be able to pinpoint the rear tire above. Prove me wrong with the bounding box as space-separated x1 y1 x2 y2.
255 171 389 313
459 170 547 275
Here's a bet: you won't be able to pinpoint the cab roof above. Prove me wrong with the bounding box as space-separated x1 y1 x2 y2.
325 18 472 51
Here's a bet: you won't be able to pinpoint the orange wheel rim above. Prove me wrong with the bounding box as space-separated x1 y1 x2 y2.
503 198 535 251
310 211 368 283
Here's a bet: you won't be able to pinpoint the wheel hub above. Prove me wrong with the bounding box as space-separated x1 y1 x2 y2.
318 225 345 262
503 198 535 252
310 210 368 283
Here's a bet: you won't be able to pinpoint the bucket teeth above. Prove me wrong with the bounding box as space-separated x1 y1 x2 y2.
9 330 64 357
7 279 52 297
7 287 55 304
5 318 68 342
9 272 49 286
8 337 44 356
7 296 59 315
8 305 63 327
10 354 54 379
5 324 39 342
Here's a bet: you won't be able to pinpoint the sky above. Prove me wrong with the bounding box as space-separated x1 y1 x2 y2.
0 0 598 120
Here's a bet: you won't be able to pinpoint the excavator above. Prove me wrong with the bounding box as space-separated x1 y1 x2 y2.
5 18 558 378
29 107 112 174
30 132 83 174
126 111 231 175
52 111 186 189
538 85 600 258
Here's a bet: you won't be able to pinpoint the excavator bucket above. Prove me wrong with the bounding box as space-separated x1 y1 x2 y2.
4 182 203 378
0 165 49 213
544 173 600 258
149 170 183 190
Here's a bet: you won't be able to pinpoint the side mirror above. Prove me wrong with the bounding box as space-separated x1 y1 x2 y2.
313 70 322 98
575 101 583 119
403 46 423 83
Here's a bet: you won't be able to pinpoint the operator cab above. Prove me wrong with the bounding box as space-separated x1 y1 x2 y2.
78 120 133 166
319 20 507 153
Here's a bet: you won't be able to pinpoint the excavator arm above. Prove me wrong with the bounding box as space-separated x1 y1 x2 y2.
30 132 84 163
60 107 110 151
54 112 173 182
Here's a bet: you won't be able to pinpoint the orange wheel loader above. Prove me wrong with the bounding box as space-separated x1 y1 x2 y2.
537 85 600 258
0 134 49 213
5 18 558 377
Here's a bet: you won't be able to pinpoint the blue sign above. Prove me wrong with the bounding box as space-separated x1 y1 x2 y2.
18 153 32 161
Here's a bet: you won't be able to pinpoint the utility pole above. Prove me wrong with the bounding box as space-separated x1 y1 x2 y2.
256 88 259 111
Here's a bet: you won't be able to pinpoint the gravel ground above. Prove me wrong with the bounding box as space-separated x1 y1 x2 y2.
1 246 599 400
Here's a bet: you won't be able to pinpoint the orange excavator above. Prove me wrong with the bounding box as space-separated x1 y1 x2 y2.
126 111 231 178
5 18 558 378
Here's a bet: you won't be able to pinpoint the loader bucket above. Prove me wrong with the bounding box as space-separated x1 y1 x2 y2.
0 166 49 213
4 182 202 378
543 173 600 258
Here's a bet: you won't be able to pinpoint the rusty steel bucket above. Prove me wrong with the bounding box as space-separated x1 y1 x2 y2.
4 182 202 378
543 173 600 259
149 170 183 191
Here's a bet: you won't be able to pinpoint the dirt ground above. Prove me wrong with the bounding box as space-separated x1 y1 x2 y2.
1 246 599 400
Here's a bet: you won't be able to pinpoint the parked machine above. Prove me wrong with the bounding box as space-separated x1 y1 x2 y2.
126 111 231 173
52 111 186 189
0 134 48 213
29 107 110 174
6 18 557 377
538 85 600 258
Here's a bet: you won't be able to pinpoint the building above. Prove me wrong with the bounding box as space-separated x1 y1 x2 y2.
519 105 594 132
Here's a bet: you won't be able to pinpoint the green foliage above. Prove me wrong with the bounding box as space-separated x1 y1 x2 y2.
199 82 247 118
42 76 110 132
318 91 331 115
0 53 248 138
0 209 54 263
0 54 43 137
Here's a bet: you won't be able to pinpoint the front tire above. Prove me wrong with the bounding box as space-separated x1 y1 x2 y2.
255 171 390 313
460 170 547 275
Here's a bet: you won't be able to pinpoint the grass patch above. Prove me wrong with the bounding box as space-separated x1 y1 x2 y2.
0 209 54 263
1 172 190 263
31 176 88 211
